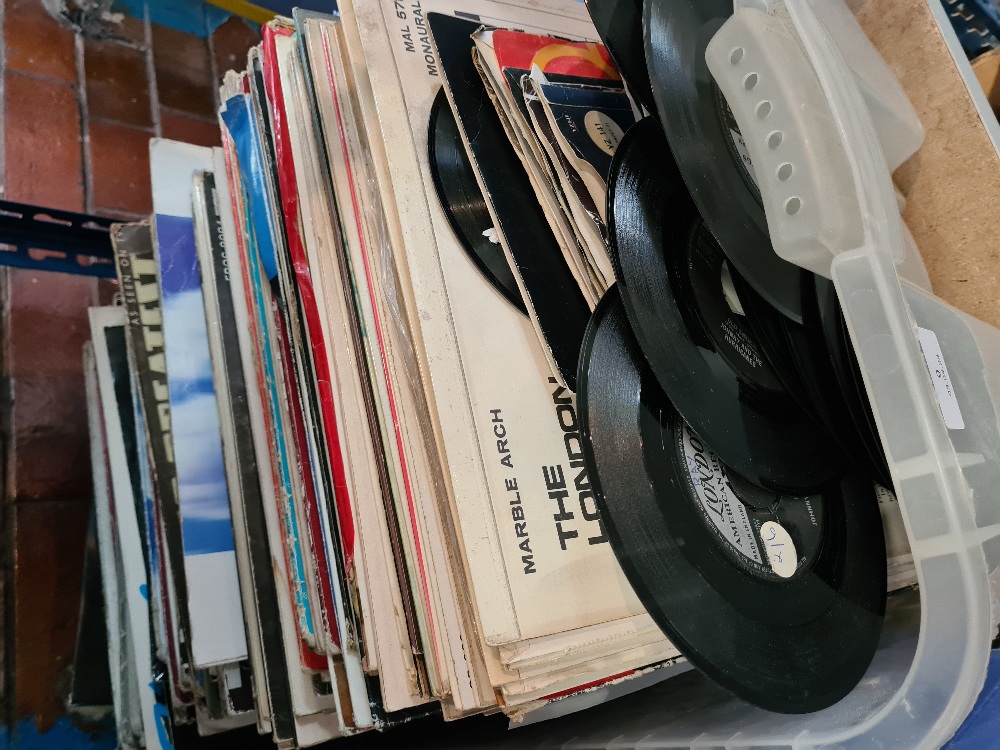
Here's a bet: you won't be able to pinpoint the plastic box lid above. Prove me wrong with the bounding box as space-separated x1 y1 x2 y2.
467 1 1000 747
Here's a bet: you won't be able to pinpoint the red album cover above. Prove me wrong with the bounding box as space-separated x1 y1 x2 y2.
491 29 620 84
263 25 354 647
221 132 328 672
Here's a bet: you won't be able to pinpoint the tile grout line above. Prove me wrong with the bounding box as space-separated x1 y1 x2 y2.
0 0 7 200
72 27 103 415
75 32 93 215
207 12 222 115
87 114 156 133
0 0 12 729
99 31 145 53
143 1 162 139
2 69 79 89
159 105 219 124
0 0 11 726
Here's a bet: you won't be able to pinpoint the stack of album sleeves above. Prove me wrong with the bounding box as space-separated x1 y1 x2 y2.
82 1 927 747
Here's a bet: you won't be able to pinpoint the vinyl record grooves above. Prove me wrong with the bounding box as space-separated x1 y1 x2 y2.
799 281 892 489
607 118 845 492
428 88 527 315
735 271 894 489
578 286 888 714
585 0 657 116
431 12 593 390
814 277 893 489
723 263 817 421
643 0 806 323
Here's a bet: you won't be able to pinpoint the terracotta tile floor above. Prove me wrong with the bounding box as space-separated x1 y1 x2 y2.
0 0 261 732
88 119 155 215
4 0 77 83
84 35 154 129
152 21 217 118
4 71 84 212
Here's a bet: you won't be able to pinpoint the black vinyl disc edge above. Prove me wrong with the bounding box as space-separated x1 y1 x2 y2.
429 13 592 390
816 277 893 489
642 0 807 324
585 0 657 116
579 287 887 714
427 88 528 316
606 118 846 493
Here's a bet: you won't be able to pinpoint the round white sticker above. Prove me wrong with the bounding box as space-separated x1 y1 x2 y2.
584 110 625 157
760 521 797 578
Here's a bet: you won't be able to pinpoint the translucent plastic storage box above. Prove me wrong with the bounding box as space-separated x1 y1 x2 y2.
460 0 1000 747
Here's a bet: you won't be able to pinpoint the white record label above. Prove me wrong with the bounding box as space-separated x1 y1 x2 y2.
682 423 762 565
760 521 797 579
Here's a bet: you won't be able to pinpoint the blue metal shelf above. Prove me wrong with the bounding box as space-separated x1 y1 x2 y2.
0 201 116 278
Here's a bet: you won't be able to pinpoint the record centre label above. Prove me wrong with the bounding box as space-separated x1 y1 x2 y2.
675 421 822 582
759 521 798 579
714 84 762 204
729 129 758 188
679 422 762 566
687 223 783 391
584 110 625 156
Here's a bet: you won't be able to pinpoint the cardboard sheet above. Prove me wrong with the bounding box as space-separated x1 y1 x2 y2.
858 0 1000 328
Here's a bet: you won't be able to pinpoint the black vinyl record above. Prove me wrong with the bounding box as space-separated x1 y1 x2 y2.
429 12 592 389
727 268 817 421
578 286 887 714
428 88 527 315
815 278 893 489
735 271 894 489
585 0 656 116
643 0 806 323
805 278 892 489
607 118 844 492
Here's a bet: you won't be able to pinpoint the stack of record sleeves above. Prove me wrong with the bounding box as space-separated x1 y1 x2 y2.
82 2 929 747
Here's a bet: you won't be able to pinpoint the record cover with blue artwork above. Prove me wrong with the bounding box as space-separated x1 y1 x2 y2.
150 138 249 669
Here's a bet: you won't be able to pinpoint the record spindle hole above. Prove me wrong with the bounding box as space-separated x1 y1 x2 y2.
721 261 745 316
